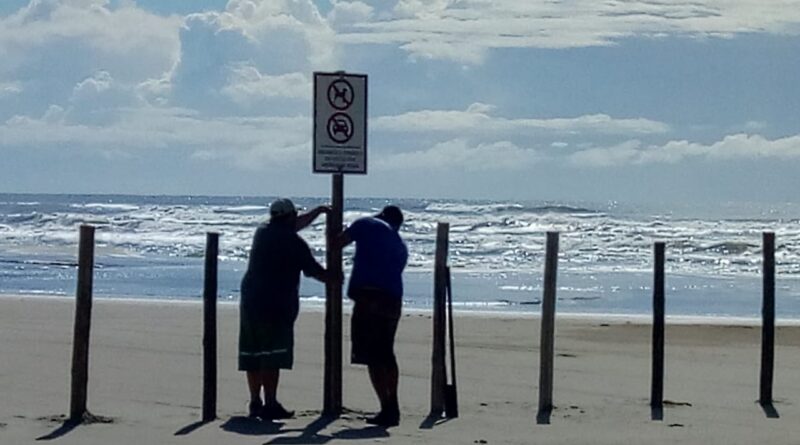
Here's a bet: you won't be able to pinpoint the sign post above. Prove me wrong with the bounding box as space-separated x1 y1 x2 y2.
314 71 367 416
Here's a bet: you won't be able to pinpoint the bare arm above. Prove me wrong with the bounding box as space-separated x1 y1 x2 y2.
304 264 330 283
295 205 330 231
333 230 353 250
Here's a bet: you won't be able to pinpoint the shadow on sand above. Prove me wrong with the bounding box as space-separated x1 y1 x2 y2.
418 412 455 430
760 401 780 419
36 420 80 441
220 416 287 436
265 415 389 444
36 413 114 441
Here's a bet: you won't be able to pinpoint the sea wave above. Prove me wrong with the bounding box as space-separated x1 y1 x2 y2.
1 195 799 278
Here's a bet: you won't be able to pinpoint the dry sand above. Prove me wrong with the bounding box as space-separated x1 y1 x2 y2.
1 295 800 444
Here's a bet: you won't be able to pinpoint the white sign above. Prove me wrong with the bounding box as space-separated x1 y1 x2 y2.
313 72 367 174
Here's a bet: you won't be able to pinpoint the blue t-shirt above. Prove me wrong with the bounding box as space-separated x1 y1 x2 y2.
345 217 408 299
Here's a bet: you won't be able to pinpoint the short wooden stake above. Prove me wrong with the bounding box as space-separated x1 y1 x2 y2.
70 225 95 422
202 232 219 422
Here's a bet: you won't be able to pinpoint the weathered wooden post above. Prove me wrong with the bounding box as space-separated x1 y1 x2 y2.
760 232 775 406
202 232 219 422
324 173 344 416
537 231 559 422
313 70 367 416
429 222 449 417
70 225 95 422
651 242 665 415
444 266 459 419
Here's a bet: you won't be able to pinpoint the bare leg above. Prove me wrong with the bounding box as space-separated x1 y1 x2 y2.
368 365 388 411
246 371 263 405
261 368 280 405
385 361 399 414
368 363 399 414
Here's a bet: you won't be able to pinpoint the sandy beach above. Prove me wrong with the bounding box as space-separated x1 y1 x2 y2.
1 295 799 444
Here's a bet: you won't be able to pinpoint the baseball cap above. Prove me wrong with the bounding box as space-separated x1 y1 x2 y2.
376 205 403 230
270 198 297 218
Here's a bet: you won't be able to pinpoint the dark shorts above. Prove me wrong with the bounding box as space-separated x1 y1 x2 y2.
350 289 402 366
238 315 294 371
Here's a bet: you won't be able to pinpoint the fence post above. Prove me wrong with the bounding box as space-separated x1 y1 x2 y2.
202 232 219 422
429 222 449 417
760 232 775 406
651 242 665 417
70 225 95 422
537 231 559 423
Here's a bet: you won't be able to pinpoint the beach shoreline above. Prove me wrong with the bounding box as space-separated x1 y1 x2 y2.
3 292 800 326
1 295 799 444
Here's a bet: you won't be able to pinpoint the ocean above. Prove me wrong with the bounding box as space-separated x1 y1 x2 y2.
1 193 799 319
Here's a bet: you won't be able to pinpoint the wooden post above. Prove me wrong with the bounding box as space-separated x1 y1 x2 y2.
760 232 775 405
445 266 459 418
202 232 219 422
70 225 95 422
429 222 449 417
651 242 665 411
538 232 559 418
324 173 344 416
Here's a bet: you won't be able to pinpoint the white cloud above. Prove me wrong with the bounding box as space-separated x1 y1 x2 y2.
568 140 644 167
336 0 800 63
570 133 800 167
373 103 670 136
375 139 541 172
0 81 23 97
0 0 181 81
327 1 374 30
221 65 311 105
168 0 337 112
0 106 310 168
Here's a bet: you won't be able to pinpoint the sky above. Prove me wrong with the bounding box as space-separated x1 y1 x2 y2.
1 0 799 207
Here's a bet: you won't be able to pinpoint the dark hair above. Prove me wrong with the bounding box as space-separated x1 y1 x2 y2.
376 205 403 230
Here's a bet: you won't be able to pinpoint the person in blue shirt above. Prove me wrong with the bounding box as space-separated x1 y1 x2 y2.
338 205 408 427
239 198 332 420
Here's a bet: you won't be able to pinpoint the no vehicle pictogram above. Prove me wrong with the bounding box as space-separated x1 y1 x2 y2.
327 112 354 143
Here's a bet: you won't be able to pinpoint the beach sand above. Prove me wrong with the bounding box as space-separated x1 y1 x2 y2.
1 295 799 444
